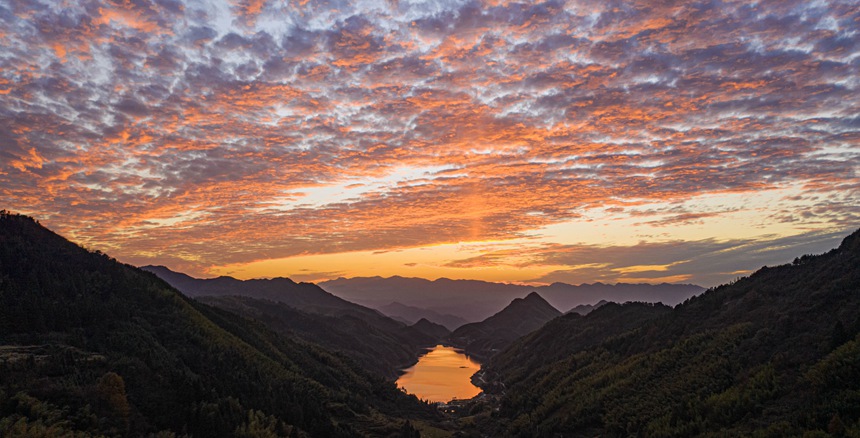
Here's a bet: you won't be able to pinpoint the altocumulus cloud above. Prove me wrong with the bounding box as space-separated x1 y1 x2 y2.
0 0 858 279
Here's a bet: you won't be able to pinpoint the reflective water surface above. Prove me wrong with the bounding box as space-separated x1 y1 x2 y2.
396 344 482 402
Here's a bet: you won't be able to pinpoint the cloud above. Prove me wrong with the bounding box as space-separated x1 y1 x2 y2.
525 229 852 286
0 0 857 279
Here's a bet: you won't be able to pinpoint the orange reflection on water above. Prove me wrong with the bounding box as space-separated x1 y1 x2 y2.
396 345 482 403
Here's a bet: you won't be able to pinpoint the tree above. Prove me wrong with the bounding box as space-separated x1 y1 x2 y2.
399 420 421 437
96 372 130 432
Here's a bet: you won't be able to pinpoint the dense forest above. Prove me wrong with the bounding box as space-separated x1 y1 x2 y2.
197 295 442 379
0 212 439 437
143 266 444 380
460 228 860 437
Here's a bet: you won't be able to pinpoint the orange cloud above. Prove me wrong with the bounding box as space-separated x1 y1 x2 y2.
9 148 46 172
0 0 857 284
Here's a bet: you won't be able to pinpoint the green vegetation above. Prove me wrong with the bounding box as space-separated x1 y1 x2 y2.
474 228 860 437
198 295 439 379
0 211 438 437
479 301 672 391
4 209 858 437
146 265 443 380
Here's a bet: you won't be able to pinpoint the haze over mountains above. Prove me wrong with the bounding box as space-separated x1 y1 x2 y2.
320 276 704 322
375 302 469 331
141 265 700 333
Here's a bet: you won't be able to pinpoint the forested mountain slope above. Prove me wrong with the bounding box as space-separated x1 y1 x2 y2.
146 265 439 379
447 292 561 360
198 295 436 379
479 301 672 390
0 212 437 437
478 228 860 437
142 264 389 323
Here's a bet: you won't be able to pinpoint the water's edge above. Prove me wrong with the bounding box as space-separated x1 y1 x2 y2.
396 344 483 403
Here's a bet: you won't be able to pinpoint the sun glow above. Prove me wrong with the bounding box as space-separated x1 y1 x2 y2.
1 0 856 288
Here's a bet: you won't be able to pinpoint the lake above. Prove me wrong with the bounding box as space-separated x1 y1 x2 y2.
396 344 482 402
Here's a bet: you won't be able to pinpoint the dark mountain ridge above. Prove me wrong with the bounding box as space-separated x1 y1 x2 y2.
320 276 703 322
0 212 438 436
410 318 451 340
477 301 673 391
376 302 469 331
472 228 860 436
195 295 436 379
143 265 439 378
447 292 562 360
567 299 609 315
142 264 383 321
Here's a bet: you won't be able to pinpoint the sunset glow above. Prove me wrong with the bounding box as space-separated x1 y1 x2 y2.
1 0 857 286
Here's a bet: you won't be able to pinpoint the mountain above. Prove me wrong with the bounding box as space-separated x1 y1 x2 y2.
142 265 383 321
196 295 435 379
447 292 562 360
320 276 527 322
376 302 469 331
476 301 672 392
409 318 451 340
0 212 439 436
471 228 860 436
142 265 439 376
320 276 703 322
539 282 702 312
567 299 609 315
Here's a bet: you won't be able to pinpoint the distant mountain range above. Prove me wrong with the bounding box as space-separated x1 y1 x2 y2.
3 211 859 436
376 302 469 331
447 292 562 360
142 265 441 378
142 265 380 319
567 299 609 315
320 276 704 322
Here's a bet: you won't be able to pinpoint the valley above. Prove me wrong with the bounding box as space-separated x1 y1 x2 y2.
2 212 859 437
3 0 858 435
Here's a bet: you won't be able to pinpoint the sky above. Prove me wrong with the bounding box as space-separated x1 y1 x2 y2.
1 0 858 287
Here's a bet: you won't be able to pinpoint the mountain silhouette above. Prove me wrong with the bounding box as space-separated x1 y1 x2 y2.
376 302 469 331
0 212 438 436
410 318 451 340
320 276 703 321
142 265 380 319
474 228 860 436
142 266 438 378
197 295 436 379
567 299 609 315
447 292 562 360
